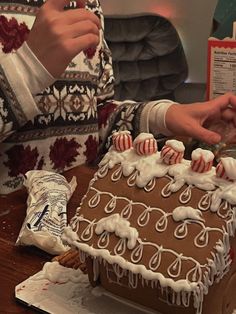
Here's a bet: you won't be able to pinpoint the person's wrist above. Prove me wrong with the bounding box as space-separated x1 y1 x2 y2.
14 42 55 95
149 101 176 136
165 103 180 134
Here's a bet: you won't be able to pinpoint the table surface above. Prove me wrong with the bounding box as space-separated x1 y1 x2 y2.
0 165 96 314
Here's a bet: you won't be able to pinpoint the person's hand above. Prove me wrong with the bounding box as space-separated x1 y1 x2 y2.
165 93 236 145
26 0 101 78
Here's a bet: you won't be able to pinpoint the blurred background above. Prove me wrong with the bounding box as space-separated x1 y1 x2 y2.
100 0 236 159
100 0 236 103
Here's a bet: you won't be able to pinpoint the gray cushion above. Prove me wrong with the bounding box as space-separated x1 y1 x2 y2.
104 14 188 101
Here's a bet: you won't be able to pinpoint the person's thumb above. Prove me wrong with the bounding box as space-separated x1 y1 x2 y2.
189 125 221 145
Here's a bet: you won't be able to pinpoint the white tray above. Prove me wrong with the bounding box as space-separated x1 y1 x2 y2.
15 262 158 314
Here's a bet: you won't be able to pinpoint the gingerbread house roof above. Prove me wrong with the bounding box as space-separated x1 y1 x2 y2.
63 132 236 314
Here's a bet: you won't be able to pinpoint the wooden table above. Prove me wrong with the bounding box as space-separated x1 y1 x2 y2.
0 165 96 313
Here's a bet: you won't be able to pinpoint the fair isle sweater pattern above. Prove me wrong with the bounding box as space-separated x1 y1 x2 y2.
0 0 149 194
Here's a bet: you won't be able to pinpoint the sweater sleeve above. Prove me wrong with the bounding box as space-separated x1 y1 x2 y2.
96 18 174 153
0 42 55 142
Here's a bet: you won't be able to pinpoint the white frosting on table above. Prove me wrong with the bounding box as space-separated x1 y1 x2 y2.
34 261 83 284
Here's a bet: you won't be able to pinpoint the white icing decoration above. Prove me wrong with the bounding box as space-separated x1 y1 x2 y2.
172 206 204 222
112 130 131 137
133 132 154 145
121 203 133 219
111 166 123 181
220 157 236 180
114 238 127 256
191 148 214 163
104 197 117 213
167 255 183 278
144 178 156 192
63 137 236 314
179 186 192 203
165 139 185 152
97 231 110 249
131 244 144 264
95 214 139 250
75 242 197 291
34 261 83 284
174 222 189 239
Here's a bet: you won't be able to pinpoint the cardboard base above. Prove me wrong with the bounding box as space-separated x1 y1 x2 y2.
15 262 158 314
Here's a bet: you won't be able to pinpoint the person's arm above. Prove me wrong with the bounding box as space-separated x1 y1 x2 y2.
165 93 236 145
96 13 236 150
0 0 100 142
96 6 175 153
0 49 42 142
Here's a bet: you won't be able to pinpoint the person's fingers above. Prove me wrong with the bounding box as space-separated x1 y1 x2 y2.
221 108 236 121
185 122 221 144
66 33 100 56
66 20 100 39
208 93 236 112
62 9 101 28
45 0 70 10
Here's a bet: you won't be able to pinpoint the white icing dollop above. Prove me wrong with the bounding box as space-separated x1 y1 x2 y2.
172 206 204 222
95 214 139 250
165 139 185 152
191 148 214 162
133 132 154 145
112 130 131 137
221 157 236 180
34 261 84 284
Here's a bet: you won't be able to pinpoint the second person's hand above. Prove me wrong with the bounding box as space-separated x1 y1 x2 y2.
27 0 101 78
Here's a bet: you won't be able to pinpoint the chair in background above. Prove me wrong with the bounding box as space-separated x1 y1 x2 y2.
104 14 188 102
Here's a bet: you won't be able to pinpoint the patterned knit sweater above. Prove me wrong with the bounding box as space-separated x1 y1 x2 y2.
0 0 172 194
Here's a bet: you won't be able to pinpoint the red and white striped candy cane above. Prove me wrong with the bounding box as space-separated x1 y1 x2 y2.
191 149 214 173
134 133 158 156
215 161 230 180
161 140 184 165
112 131 133 152
215 157 236 181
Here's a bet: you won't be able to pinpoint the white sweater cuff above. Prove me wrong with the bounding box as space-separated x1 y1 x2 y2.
140 100 175 136
11 42 55 95
1 53 40 121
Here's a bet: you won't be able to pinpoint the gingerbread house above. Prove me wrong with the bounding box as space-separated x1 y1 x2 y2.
63 131 236 314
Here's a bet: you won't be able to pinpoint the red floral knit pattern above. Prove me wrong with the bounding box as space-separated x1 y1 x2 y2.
49 138 81 171
83 47 97 59
98 102 117 128
0 15 29 53
84 135 98 164
4 145 39 177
